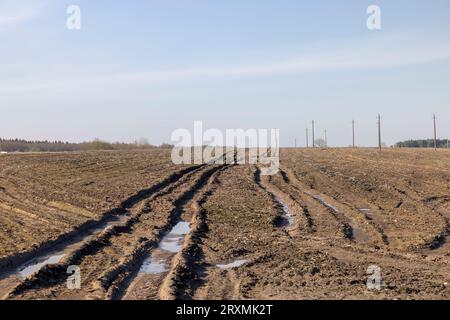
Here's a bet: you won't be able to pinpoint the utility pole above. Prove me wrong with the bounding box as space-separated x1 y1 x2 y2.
312 120 315 148
433 114 437 150
377 114 382 151
306 128 309 148
352 120 355 148
324 129 327 148
294 138 297 148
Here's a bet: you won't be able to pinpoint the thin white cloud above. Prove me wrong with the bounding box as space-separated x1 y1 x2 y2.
1 32 450 94
0 0 46 27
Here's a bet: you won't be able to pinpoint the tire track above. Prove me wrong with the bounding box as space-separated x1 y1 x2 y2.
279 167 387 245
178 164 273 300
0 164 203 274
254 167 314 235
120 165 228 300
253 167 298 235
267 167 353 241
5 164 207 299
392 188 450 252
284 156 448 250
158 165 230 300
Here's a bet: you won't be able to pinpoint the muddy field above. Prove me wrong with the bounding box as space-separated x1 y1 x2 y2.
0 148 449 300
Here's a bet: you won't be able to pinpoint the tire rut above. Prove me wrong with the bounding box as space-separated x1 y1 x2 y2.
254 167 314 235
5 164 207 299
279 167 387 245
392 187 450 252
158 165 230 300
120 164 228 300
253 167 298 236
0 165 203 275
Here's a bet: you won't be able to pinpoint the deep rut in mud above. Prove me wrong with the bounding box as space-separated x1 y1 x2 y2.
4 164 221 299
116 165 229 300
2 148 450 300
0 165 206 299
254 168 296 233
277 167 389 246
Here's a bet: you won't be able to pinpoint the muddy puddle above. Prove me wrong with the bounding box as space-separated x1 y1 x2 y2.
428 237 450 255
305 191 372 243
139 221 191 275
274 196 295 228
18 254 66 278
0 213 129 298
349 222 371 243
424 208 450 255
216 259 248 269
305 191 340 214
358 208 374 220
123 218 193 299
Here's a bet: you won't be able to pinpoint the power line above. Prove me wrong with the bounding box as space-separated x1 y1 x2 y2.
433 114 437 150
312 120 315 148
306 128 309 148
377 114 382 150
352 120 355 148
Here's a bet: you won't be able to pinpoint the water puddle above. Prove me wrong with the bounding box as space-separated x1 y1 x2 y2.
17 214 128 277
0 212 130 297
122 218 194 300
216 259 248 269
350 222 371 244
138 221 191 275
274 196 295 227
140 259 168 274
425 208 450 255
305 193 372 243
358 208 373 220
305 192 340 213
18 254 66 278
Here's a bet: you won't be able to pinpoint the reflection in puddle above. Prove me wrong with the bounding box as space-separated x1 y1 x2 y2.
350 223 371 243
18 254 66 278
358 208 373 220
159 222 190 253
306 192 340 213
305 193 372 243
2 213 129 284
275 197 295 227
216 259 248 269
140 259 168 274
139 221 191 275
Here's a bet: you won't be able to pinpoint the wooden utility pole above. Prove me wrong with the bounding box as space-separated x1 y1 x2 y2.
433 114 437 150
377 114 382 150
352 120 355 148
312 120 315 148
306 128 309 148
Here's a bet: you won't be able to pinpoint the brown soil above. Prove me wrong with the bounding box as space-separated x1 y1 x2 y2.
1 148 449 300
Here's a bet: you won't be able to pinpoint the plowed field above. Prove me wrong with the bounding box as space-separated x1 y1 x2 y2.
1 148 449 300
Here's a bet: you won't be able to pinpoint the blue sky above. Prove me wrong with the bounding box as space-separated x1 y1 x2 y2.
1 0 450 146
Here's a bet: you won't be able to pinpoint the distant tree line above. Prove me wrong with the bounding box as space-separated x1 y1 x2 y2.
0 138 174 152
395 139 449 148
